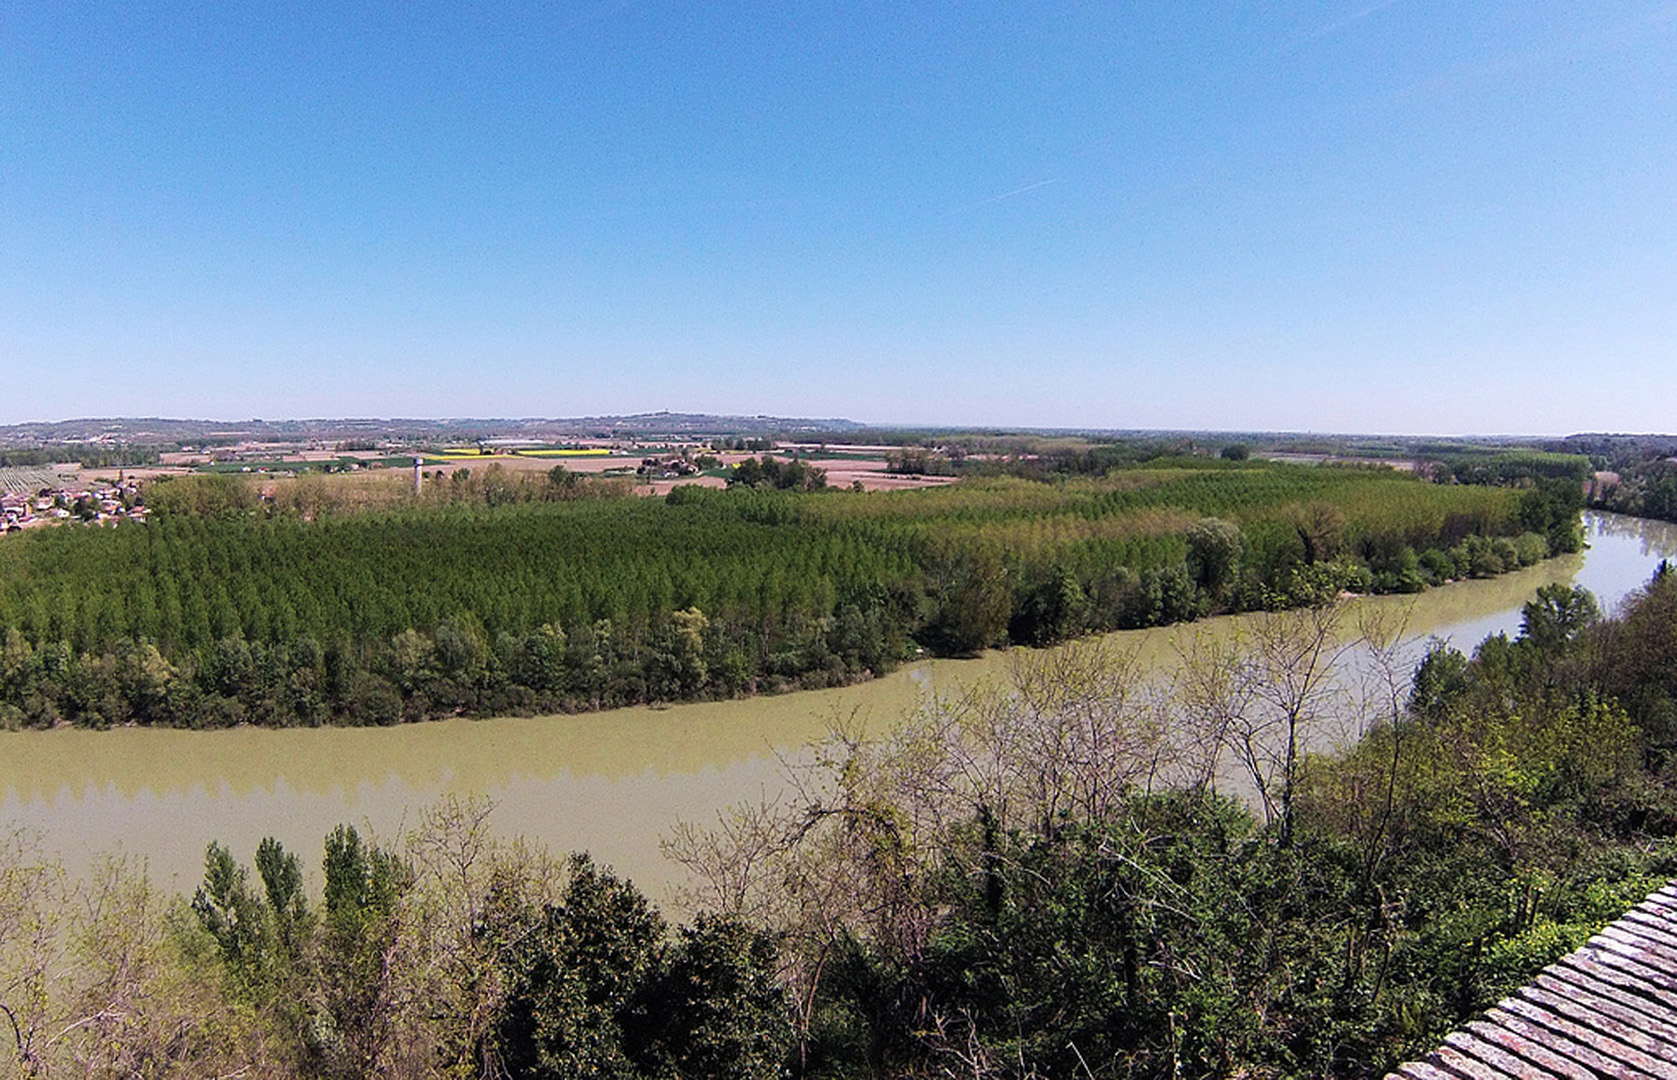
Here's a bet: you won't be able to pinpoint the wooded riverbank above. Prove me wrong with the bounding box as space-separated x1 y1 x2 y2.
2 512 1669 899
5 513 1677 1077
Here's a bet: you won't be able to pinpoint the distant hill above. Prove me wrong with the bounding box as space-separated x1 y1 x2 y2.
0 413 867 447
1551 432 1677 457
7 416 1673 454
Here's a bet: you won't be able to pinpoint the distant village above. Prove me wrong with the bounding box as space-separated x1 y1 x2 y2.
0 474 148 533
3 420 1651 542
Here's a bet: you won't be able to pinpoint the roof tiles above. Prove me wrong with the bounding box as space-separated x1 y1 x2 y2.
1388 883 1677 1080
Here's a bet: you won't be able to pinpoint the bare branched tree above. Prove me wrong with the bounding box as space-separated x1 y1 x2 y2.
666 640 1171 1067
1162 626 1254 794
380 794 566 1078
0 828 65 1078
0 833 268 1078
1168 601 1417 849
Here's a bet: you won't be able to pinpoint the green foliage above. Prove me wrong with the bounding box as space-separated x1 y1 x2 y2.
490 855 794 1079
1441 450 1592 486
322 824 403 938
0 463 1542 726
884 447 961 475
643 914 795 1079
906 797 1272 1078
1519 583 1598 657
29 562 1677 1076
143 474 260 517
191 841 275 990
172 822 795 1077
1409 640 1470 722
1518 478 1586 553
0 445 160 468
256 836 312 963
1590 566 1677 766
496 855 668 1079
317 826 407 1076
728 456 829 491
1009 563 1088 647
1595 460 1677 524
922 545 1012 655
1184 515 1243 600
677 568 1677 1080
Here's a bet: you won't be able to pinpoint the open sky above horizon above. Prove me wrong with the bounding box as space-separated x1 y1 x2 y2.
3 2 1674 435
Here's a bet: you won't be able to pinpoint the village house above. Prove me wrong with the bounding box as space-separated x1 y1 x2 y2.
0 493 28 530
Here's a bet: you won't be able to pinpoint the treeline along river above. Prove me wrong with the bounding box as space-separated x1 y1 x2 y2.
2 511 1671 902
0 462 1574 728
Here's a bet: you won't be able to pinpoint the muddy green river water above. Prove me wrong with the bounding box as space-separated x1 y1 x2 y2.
3 512 1674 904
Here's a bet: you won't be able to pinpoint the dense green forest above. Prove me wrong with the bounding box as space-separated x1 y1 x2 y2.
1589 454 1677 525
1429 449 1592 487
6 564 1676 1077
0 462 1581 729
1514 431 1677 525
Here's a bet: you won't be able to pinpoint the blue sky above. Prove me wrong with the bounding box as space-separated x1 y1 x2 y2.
3 2 1674 433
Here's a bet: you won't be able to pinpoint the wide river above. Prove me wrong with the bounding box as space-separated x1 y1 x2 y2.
4 512 1675 905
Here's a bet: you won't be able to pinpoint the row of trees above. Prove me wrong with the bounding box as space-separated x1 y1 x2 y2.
0 464 1565 729
141 465 632 521
724 456 829 491
1432 449 1592 486
0 446 160 469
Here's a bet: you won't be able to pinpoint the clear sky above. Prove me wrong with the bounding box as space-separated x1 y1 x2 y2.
3 2 1674 434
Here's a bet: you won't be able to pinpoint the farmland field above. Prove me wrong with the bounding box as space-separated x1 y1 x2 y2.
0 465 78 495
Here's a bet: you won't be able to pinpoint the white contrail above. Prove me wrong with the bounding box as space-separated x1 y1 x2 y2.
1300 0 1404 43
963 178 1060 212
